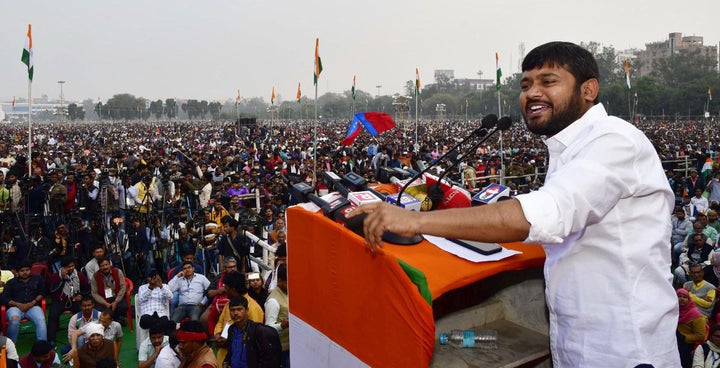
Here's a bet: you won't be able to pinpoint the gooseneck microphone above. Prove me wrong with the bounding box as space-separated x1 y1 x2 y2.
395 114 499 205
383 115 499 245
426 116 513 210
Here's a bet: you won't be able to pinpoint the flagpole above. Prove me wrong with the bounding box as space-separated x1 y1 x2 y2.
497 87 503 185
415 91 419 143
28 79 32 177
627 90 631 120
313 82 318 188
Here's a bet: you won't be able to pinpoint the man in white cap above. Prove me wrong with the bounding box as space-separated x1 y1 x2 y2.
63 322 115 366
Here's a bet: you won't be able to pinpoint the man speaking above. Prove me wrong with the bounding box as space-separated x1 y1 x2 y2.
349 41 678 367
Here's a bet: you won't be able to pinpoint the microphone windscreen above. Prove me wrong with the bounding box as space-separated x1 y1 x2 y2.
438 186 472 209
481 114 498 129
497 116 513 131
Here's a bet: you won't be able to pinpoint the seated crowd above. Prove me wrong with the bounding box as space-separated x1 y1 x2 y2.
0 115 716 367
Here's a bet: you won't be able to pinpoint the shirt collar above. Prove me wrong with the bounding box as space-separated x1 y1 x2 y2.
542 103 607 155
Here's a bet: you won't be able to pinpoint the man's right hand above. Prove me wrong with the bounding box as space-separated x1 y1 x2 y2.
63 348 76 362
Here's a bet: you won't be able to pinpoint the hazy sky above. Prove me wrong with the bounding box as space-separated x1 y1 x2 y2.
1 0 718 105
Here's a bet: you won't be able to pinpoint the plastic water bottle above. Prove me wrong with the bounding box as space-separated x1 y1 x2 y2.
439 329 498 349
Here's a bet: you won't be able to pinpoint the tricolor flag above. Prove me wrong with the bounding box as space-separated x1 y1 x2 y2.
709 87 713 101
271 87 275 105
314 38 323 85
236 89 241 105
297 83 302 104
415 68 421 95
352 75 356 100
495 53 502 91
21 24 34 81
341 112 396 146
624 60 631 89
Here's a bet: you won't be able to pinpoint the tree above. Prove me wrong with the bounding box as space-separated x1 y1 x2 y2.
199 100 209 119
209 102 223 120
104 93 143 121
82 99 98 120
404 80 416 97
149 100 164 120
164 99 178 119
67 103 85 121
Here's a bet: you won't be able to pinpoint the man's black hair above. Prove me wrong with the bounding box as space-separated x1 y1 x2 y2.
522 41 600 103
60 256 76 268
228 295 249 308
31 340 53 357
277 263 287 282
222 270 247 295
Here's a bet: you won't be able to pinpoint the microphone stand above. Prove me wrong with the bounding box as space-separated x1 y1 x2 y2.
388 121 496 245
427 117 514 210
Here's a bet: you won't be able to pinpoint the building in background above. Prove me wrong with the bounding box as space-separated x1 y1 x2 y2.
636 32 718 77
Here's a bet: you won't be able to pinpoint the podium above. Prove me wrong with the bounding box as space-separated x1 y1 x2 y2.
287 205 550 368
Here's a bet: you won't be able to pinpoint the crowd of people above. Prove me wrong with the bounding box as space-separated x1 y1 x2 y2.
0 114 717 367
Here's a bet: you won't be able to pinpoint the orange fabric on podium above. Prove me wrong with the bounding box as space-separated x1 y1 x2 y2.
287 206 545 367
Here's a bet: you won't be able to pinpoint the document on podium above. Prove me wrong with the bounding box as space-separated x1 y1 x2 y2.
423 234 521 263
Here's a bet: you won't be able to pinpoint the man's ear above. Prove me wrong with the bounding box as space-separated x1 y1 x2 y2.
582 78 599 103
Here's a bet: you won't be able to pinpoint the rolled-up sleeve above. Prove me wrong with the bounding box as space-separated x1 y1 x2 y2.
516 128 643 245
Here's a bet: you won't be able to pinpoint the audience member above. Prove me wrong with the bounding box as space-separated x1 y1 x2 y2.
692 323 720 368
213 271 264 364
177 320 217 368
1 260 47 343
18 340 59 368
90 257 129 324
676 288 707 367
47 256 91 347
139 318 173 368
220 296 281 368
168 261 210 323
247 272 269 311
155 330 181 368
265 264 289 367
684 263 717 318
201 257 237 336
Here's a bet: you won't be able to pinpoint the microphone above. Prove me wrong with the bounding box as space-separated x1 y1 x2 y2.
292 182 367 236
396 114 498 207
426 116 514 210
384 116 499 245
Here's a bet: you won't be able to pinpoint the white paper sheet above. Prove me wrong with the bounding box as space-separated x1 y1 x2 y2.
220 322 232 339
423 234 521 262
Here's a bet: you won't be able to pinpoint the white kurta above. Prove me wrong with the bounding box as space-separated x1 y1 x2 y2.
516 104 679 367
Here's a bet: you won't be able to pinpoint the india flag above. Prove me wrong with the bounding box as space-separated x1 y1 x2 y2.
297 83 302 104
415 68 421 95
271 86 275 105
314 38 323 85
624 60 631 89
702 157 715 182
21 24 33 81
352 75 356 100
495 53 502 91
